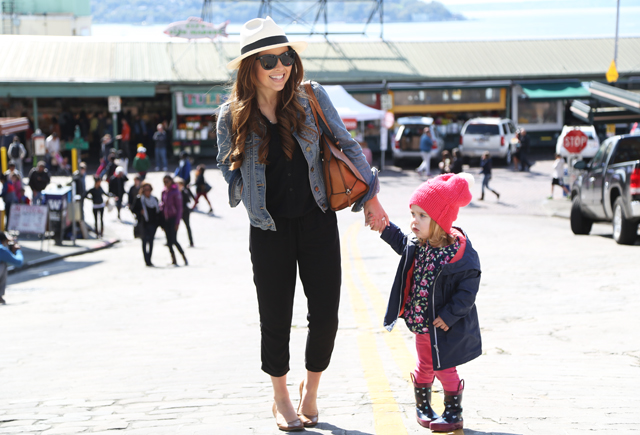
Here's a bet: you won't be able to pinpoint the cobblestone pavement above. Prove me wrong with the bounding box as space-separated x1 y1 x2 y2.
1 159 638 434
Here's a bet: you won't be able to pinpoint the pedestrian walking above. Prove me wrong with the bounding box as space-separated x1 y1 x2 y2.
175 177 195 247
132 181 161 266
133 146 150 180
108 166 128 220
549 154 570 199
450 148 463 174
28 161 50 204
378 172 481 432
45 131 61 174
1 173 17 228
479 151 500 201
85 177 108 238
217 16 388 432
518 128 532 171
128 174 142 211
7 136 27 177
174 151 192 185
160 174 187 266
191 164 213 214
0 232 24 305
512 130 522 171
438 150 452 174
416 127 433 176
153 124 169 171
99 134 113 165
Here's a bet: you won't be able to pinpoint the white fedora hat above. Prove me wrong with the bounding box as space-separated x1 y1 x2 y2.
227 16 307 70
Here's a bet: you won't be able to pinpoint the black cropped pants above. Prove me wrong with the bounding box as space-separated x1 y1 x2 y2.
250 207 341 377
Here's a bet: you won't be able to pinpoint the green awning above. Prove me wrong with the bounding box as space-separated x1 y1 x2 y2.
0 83 157 98
520 82 590 100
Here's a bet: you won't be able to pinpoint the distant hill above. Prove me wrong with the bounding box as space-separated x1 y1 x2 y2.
91 0 465 24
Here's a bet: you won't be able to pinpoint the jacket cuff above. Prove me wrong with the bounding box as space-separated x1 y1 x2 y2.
351 167 380 212
228 170 242 207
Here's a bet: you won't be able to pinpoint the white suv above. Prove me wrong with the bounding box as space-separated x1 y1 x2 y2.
459 117 517 163
392 116 444 166
555 125 600 159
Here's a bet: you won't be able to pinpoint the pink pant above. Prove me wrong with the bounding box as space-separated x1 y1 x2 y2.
415 332 460 391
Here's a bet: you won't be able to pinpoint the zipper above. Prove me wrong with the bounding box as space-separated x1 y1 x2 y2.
431 269 444 369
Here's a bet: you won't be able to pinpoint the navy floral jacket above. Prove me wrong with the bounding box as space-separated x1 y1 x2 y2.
381 222 482 371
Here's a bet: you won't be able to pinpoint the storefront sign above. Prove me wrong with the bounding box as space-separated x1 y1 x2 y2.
176 91 227 115
164 17 229 40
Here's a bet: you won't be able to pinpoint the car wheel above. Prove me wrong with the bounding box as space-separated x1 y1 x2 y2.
570 196 593 235
612 197 638 245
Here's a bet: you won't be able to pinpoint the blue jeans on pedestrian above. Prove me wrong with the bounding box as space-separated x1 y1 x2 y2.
155 147 167 170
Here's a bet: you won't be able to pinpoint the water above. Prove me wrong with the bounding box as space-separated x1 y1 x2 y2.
91 4 640 42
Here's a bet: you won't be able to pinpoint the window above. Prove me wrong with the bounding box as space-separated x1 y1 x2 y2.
464 124 500 135
393 88 502 106
611 138 640 165
591 141 614 169
517 100 558 125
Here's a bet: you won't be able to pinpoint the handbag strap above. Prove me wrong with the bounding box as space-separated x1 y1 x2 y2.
304 83 338 145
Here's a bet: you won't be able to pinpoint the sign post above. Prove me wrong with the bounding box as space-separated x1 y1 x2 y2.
108 96 121 150
564 129 588 188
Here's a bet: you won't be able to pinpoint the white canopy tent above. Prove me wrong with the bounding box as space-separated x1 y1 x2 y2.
323 85 386 122
323 85 389 168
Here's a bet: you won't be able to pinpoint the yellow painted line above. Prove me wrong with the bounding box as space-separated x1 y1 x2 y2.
345 222 465 435
347 224 417 382
342 224 408 435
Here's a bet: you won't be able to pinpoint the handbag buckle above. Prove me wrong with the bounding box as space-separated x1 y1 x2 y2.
346 188 352 194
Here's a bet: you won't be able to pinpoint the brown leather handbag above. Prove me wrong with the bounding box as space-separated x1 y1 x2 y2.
304 83 369 211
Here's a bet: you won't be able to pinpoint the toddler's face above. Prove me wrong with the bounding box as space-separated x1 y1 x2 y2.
410 204 431 240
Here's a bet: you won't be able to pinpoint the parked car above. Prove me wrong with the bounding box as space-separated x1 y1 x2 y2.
556 125 600 160
392 117 444 166
570 134 640 245
459 117 517 164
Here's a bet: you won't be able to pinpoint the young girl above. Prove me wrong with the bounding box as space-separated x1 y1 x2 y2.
191 164 213 214
380 173 481 432
85 177 108 238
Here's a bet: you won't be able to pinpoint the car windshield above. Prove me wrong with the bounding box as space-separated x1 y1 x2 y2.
400 125 437 138
465 124 500 135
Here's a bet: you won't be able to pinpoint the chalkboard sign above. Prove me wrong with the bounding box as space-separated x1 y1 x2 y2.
8 204 48 234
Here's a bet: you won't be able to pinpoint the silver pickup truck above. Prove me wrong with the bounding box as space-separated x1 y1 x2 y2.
570 134 640 245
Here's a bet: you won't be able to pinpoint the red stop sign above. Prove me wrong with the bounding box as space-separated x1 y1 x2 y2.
563 130 588 154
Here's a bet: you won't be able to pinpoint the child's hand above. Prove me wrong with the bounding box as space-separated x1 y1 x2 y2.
433 316 449 331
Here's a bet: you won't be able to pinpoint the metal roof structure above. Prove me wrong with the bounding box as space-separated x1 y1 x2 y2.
0 35 639 95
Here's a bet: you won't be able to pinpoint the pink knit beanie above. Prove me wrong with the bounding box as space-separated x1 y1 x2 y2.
409 173 474 234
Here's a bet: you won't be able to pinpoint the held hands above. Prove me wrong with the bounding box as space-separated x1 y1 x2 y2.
433 316 449 331
364 195 389 233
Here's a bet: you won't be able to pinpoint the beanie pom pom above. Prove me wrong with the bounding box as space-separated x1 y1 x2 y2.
458 172 475 190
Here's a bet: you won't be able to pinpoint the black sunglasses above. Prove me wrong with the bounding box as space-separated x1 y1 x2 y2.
255 50 296 70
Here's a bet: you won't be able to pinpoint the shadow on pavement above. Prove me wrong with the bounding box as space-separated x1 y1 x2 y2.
307 423 373 435
463 430 523 435
8 260 102 285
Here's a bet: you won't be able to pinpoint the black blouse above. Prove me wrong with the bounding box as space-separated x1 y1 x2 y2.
263 118 317 218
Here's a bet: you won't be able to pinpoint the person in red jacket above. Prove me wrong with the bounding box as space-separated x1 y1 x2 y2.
160 174 187 266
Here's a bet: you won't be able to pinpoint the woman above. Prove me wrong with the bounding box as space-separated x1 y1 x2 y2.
217 16 388 431
191 164 214 214
132 181 161 266
175 177 195 247
160 174 188 266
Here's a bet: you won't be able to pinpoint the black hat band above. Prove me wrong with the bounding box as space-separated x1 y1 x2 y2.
241 35 289 55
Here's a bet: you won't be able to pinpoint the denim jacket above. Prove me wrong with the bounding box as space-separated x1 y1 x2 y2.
216 81 380 230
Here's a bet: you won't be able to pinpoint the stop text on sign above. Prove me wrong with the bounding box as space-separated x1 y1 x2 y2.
563 130 588 154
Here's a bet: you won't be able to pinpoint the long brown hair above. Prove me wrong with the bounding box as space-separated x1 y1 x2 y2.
225 48 310 170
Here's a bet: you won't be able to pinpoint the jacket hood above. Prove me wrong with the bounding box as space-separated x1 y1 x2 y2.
441 226 480 275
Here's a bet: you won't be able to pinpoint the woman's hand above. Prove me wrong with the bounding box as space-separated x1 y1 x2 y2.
433 316 449 331
363 195 389 233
